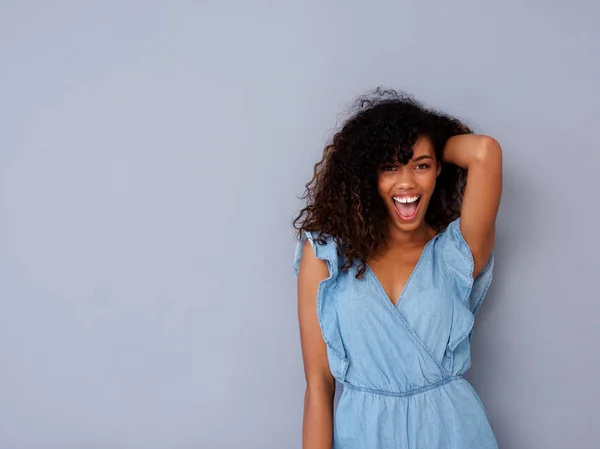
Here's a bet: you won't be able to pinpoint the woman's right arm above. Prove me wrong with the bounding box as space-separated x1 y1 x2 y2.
297 240 336 449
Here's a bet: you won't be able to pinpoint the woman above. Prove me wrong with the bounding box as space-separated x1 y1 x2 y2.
292 89 502 449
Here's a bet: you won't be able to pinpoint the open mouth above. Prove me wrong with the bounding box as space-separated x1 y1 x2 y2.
392 195 421 221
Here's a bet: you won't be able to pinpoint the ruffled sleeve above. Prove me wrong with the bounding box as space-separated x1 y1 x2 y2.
293 231 349 382
440 218 495 374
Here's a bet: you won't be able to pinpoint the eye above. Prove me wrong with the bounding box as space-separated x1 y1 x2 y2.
381 164 398 171
415 163 431 170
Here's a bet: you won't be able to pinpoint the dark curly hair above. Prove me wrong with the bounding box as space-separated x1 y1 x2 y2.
293 88 473 278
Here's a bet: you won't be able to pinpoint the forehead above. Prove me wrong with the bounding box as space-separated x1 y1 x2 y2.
412 136 435 158
382 135 436 165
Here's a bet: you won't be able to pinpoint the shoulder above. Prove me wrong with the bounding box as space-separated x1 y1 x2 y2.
293 231 341 278
435 218 469 265
436 217 494 276
429 217 492 284
432 217 495 313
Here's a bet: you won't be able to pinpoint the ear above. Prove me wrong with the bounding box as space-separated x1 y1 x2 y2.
436 162 442 177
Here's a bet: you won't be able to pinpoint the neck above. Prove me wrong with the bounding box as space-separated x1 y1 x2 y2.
386 222 436 247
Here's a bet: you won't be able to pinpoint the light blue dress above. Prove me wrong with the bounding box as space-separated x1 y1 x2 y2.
293 218 498 449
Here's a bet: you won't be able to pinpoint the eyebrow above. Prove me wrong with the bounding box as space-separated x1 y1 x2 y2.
411 155 434 162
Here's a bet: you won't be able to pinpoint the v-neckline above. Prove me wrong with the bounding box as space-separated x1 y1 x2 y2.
366 237 436 308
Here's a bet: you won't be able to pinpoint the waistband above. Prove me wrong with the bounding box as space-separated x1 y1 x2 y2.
342 375 463 398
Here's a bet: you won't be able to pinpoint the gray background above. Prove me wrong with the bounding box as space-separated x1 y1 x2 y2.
1 1 598 448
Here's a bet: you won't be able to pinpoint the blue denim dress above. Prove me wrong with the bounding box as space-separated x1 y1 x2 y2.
293 218 498 449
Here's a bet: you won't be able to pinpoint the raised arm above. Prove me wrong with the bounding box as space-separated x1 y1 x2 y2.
443 134 503 278
297 240 336 449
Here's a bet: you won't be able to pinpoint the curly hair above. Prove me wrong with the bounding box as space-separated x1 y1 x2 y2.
293 88 473 279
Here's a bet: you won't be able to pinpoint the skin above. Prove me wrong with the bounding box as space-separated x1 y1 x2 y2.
297 134 502 448
369 136 442 304
297 245 335 449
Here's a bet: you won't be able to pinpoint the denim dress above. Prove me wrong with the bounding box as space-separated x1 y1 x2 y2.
293 218 498 449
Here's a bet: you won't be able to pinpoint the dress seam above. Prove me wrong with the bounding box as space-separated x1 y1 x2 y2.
343 376 463 398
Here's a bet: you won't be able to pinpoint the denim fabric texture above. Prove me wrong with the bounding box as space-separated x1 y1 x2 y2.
293 218 498 449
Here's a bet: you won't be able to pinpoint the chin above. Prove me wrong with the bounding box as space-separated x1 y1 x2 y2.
392 218 424 233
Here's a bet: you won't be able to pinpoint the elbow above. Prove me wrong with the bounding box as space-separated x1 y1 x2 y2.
304 382 336 411
305 375 336 397
475 136 502 165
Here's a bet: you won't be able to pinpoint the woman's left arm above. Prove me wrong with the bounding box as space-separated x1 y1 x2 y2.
443 134 503 278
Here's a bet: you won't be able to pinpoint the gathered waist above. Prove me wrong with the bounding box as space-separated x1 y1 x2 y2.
342 375 463 398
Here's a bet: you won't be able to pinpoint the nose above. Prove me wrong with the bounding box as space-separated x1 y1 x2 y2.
393 165 417 189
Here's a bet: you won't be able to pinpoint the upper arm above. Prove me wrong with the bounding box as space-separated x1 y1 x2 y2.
459 136 503 277
297 240 335 389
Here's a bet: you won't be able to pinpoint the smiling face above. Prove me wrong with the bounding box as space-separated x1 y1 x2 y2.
377 136 441 235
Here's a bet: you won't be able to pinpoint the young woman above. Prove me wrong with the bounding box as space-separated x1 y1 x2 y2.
292 89 502 449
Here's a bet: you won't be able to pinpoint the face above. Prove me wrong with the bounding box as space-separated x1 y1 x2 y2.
377 136 441 235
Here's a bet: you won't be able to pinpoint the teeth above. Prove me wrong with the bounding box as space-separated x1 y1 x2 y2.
393 195 420 204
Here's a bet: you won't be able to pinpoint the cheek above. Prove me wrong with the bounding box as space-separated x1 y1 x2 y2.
418 172 438 193
377 176 392 197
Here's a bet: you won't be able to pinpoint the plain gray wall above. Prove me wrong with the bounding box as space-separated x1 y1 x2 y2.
1 1 598 448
